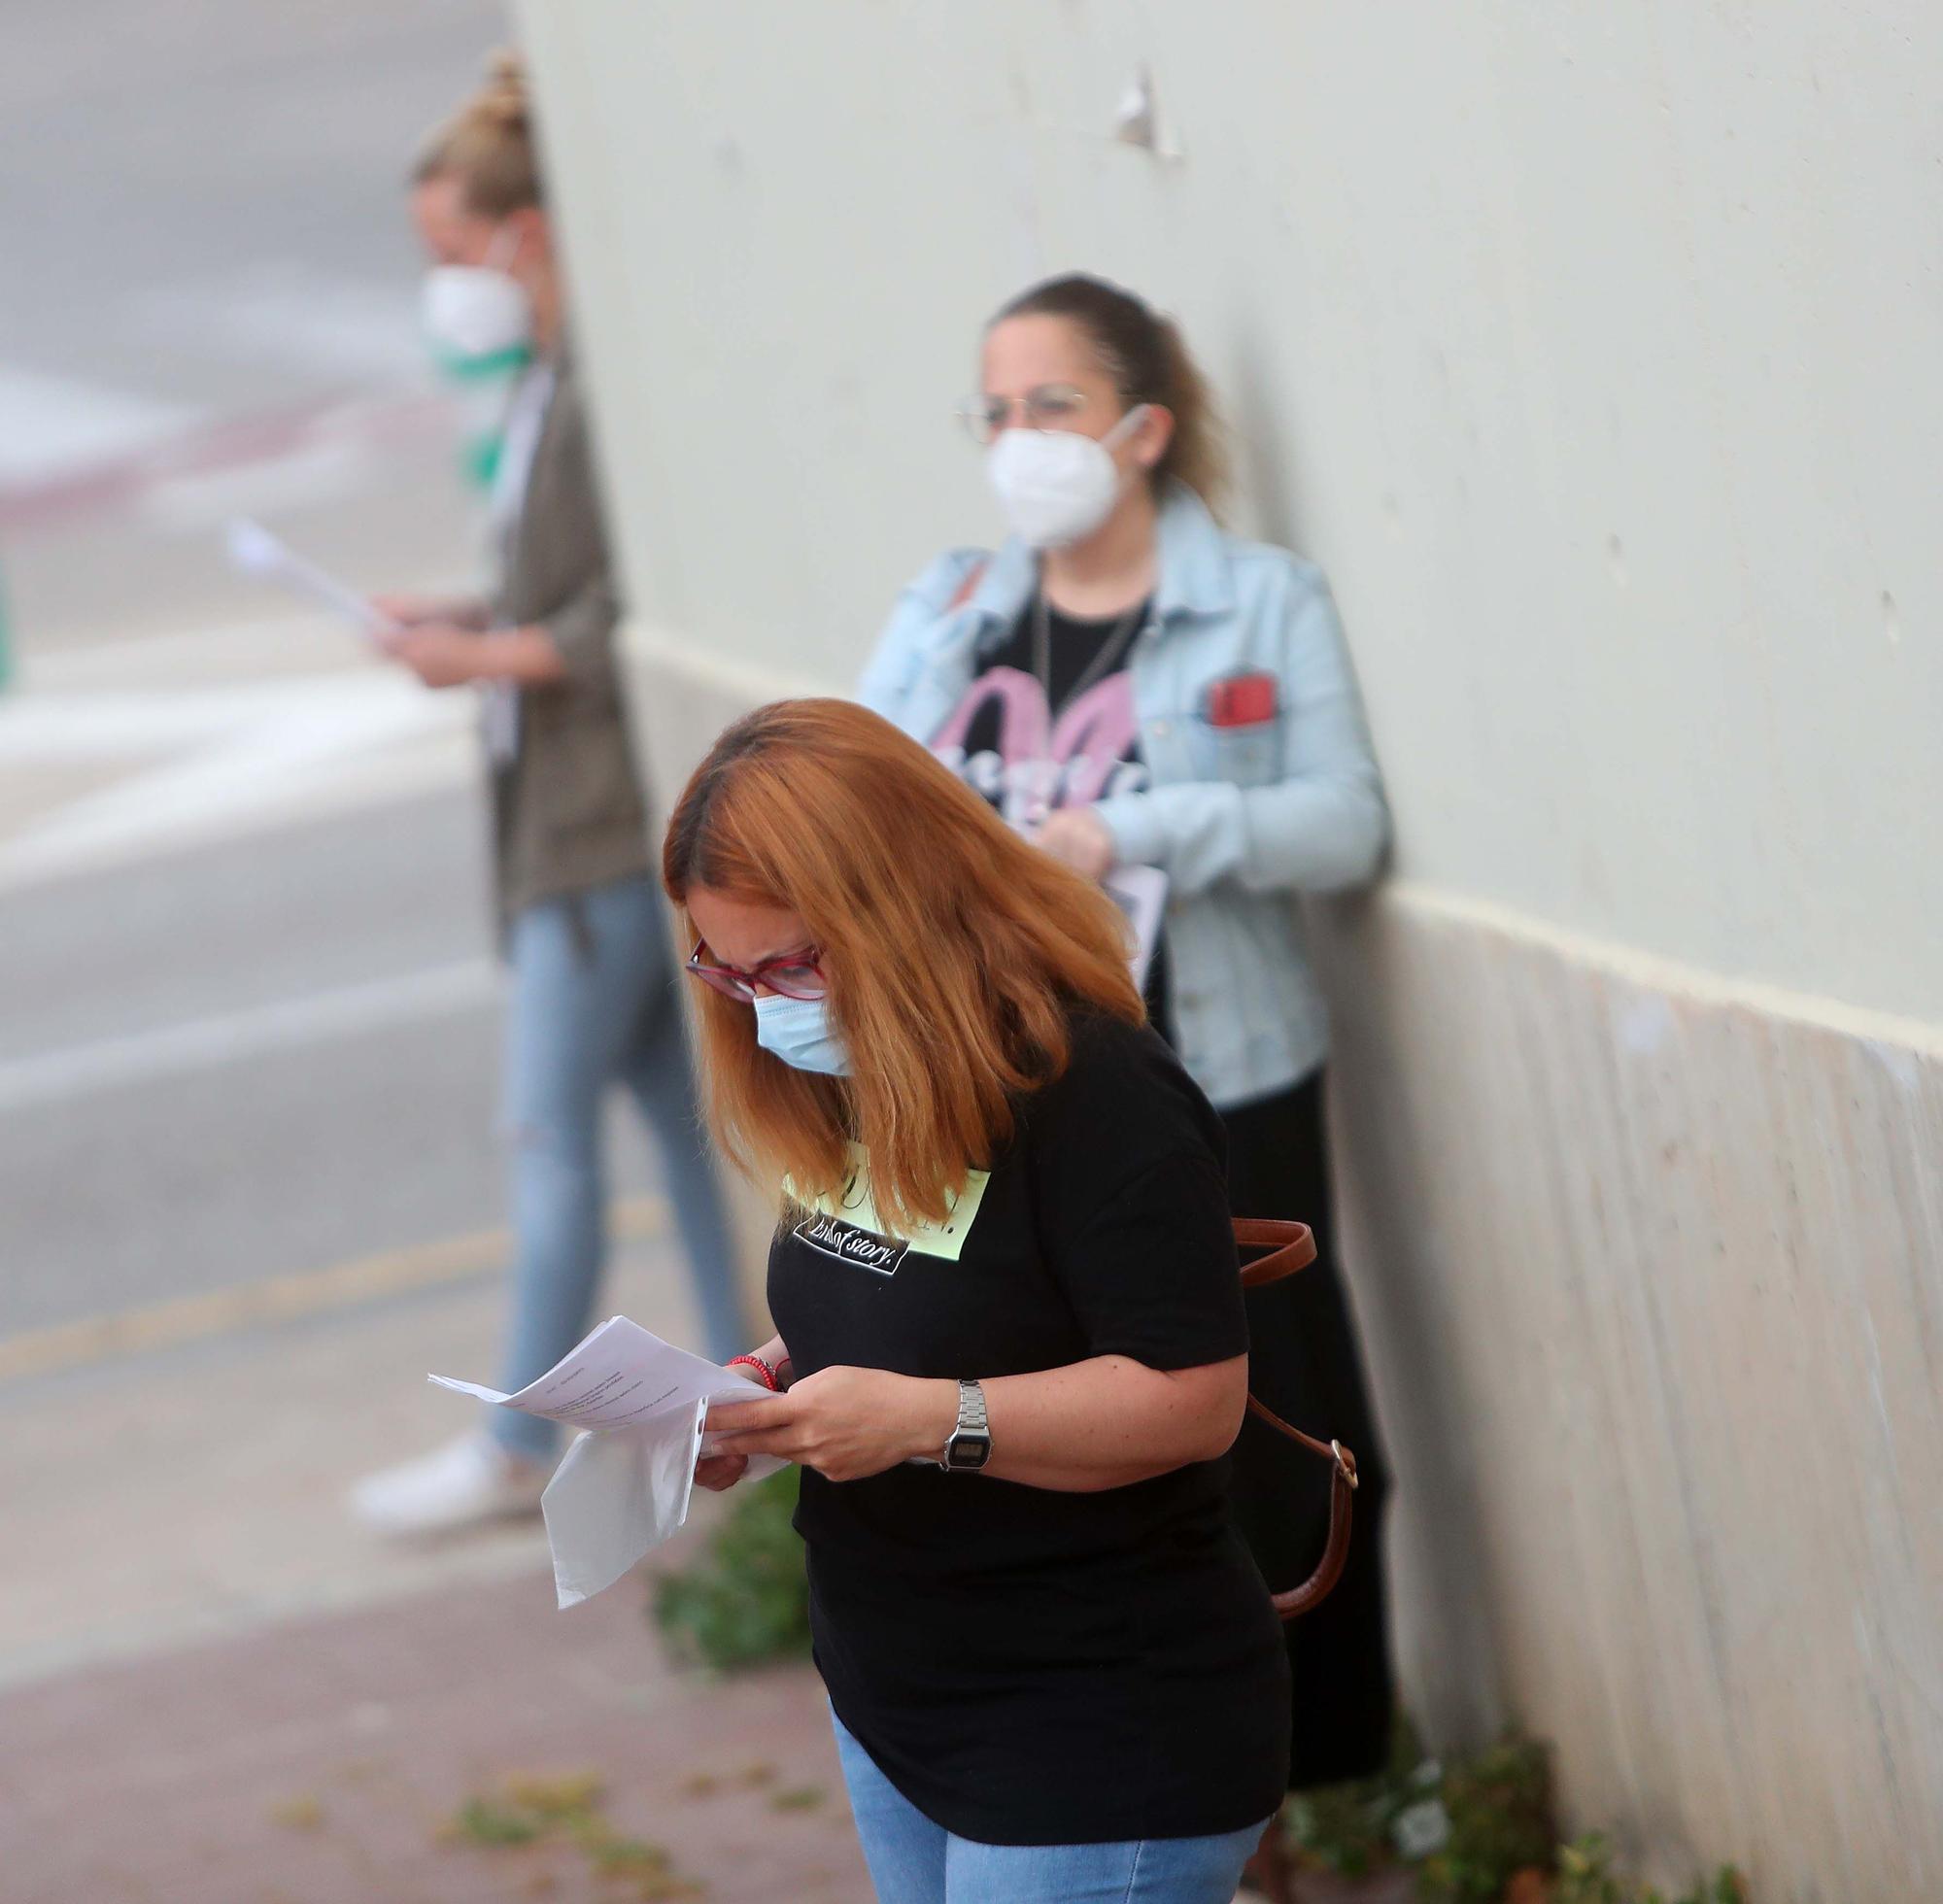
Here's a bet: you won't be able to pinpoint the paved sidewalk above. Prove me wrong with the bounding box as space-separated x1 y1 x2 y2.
0 1551 867 1904
0 1227 868 1901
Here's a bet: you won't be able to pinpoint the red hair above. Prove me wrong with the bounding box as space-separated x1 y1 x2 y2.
663 699 1143 1230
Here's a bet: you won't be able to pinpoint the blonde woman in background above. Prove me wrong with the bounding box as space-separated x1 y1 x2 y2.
353 54 748 1535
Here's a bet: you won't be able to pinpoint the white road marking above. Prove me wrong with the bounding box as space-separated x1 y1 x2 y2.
0 665 474 884
0 673 439 760
139 434 382 532
0 365 203 485
133 266 427 385
18 613 446 693
0 958 499 1112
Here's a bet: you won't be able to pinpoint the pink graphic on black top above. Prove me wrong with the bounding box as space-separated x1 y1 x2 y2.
930 666 1148 831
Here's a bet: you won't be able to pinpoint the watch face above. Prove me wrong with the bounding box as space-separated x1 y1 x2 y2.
950 1434 992 1470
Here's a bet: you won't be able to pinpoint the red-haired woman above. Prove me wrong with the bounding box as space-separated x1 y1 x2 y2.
674 698 1286 1903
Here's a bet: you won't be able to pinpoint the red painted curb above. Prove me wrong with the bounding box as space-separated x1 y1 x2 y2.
0 388 456 535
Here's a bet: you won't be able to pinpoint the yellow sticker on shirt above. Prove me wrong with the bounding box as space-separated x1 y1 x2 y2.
790 1143 989 1274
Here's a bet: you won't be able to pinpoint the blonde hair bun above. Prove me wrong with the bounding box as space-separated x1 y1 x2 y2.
413 47 541 216
478 49 529 126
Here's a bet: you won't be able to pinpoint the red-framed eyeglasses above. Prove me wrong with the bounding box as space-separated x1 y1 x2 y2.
685 940 828 1003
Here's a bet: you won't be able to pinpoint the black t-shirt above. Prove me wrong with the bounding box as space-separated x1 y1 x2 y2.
767 1012 1289 1846
930 595 1173 1034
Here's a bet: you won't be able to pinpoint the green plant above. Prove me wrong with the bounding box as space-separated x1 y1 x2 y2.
1553 1834 1626 1904
1684 1868 1746 1904
1555 1834 1746 1904
1284 1778 1395 1879
1279 1722 1747 1904
1418 1737 1556 1903
1280 1712 1431 1878
651 1467 812 1670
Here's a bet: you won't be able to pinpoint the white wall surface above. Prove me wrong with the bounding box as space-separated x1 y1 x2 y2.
517 4 1943 1891
525 0 1940 1026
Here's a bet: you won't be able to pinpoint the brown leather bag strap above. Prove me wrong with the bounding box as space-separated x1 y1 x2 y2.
1245 1397 1360 1619
1232 1217 1360 1621
1235 1216 1316 1286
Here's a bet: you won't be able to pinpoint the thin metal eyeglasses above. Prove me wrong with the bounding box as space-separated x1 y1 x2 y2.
956 383 1092 444
685 940 828 1003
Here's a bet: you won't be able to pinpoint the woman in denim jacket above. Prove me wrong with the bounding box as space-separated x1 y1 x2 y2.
860 274 1396 1828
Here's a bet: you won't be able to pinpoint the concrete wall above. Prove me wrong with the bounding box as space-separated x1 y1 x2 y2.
516 4 1943 1892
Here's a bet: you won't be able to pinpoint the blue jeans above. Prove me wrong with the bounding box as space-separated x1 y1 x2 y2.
832 1713 1268 1903
492 874 748 1461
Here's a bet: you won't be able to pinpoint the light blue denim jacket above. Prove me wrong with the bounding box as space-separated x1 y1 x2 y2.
858 483 1388 1109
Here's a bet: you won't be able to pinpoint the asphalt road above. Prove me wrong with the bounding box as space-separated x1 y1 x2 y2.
7 790 472 1335
0 0 672 1346
0 0 506 426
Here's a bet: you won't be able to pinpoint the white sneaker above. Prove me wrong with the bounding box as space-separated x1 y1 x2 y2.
350 1434 552 1537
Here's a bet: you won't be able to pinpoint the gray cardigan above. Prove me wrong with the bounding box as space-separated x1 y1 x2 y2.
486 349 652 924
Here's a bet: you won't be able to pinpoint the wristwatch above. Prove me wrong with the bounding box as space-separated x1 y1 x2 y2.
939 1378 992 1472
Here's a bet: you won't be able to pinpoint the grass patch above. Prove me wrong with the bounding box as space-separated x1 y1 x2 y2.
452 1797 545 1847
768 1785 825 1813
503 1771 605 1819
444 1770 705 1899
267 1794 326 1832
650 1467 811 1671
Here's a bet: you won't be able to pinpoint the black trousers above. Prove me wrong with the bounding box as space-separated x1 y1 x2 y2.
1222 1070 1395 1789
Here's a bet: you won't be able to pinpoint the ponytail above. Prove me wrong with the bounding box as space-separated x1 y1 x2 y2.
991 274 1229 511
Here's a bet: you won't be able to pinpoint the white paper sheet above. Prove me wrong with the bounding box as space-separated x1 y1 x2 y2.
541 1401 705 1609
431 1313 776 1430
223 517 399 639
430 1315 785 1609
1104 863 1168 991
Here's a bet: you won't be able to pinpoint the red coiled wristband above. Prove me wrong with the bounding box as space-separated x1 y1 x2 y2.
725 1353 779 1392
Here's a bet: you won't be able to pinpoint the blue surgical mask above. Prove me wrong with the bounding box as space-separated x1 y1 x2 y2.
754 993 851 1076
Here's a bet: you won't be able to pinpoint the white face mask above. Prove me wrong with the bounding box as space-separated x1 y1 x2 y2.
421 226 533 368
984 404 1150 550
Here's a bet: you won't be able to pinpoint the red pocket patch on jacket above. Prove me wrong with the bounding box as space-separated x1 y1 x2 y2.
1204 671 1278 728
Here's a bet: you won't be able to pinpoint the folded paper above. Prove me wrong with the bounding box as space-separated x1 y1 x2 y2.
430 1315 784 1608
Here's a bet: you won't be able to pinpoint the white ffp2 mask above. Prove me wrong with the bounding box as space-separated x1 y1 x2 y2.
984 405 1150 550
421 263 533 366
421 225 533 367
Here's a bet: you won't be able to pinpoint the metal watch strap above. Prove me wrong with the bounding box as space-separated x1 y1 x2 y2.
940 1377 991 1471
